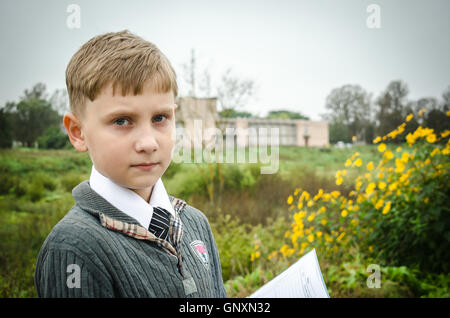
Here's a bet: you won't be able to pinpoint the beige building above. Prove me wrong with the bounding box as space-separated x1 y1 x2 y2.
175 97 329 148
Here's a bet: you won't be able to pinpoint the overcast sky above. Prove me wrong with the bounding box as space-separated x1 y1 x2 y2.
1 0 449 120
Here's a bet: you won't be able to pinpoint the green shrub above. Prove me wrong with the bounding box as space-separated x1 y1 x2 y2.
27 180 44 202
60 173 85 192
37 126 70 149
0 173 26 197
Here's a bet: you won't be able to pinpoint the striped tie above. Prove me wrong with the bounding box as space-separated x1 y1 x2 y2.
149 207 171 241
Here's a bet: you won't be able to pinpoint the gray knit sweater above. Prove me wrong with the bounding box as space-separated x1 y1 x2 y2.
34 180 227 298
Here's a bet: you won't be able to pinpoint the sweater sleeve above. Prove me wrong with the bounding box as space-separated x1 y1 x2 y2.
35 247 114 298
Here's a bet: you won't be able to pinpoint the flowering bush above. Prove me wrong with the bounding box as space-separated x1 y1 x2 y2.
261 109 450 273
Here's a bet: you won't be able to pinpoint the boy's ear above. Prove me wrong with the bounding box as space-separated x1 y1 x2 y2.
63 112 88 153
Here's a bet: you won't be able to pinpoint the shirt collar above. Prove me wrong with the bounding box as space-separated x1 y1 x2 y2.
89 165 175 229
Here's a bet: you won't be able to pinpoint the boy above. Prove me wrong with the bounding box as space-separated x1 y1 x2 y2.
34 30 226 298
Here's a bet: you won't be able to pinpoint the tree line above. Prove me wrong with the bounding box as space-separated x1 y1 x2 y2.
321 80 450 144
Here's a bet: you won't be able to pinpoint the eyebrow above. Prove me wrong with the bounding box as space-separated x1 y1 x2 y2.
104 106 174 119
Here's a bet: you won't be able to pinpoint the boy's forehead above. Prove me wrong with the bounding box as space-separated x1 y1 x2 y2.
84 82 175 118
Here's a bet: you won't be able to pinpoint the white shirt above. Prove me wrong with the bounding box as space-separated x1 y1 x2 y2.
89 165 175 229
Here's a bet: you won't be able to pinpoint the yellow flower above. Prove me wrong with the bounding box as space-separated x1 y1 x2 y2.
426 133 437 143
430 148 440 157
316 231 322 238
406 133 416 145
378 181 386 190
373 136 382 144
331 191 340 198
377 172 384 179
341 209 348 217
389 182 398 191
378 143 386 152
382 201 391 214
268 251 278 261
345 159 352 167
447 110 450 116
287 195 293 205
336 232 346 242
367 161 374 171
307 234 314 242
320 219 327 225
401 152 409 163
375 199 384 210
297 202 303 209
303 191 310 201
396 146 402 153
395 159 405 173
353 158 362 167
418 108 426 117
406 113 413 122
336 177 343 185
307 213 315 222
366 182 376 195
384 150 394 160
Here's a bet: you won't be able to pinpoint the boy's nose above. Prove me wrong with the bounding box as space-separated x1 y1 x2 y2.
135 128 159 153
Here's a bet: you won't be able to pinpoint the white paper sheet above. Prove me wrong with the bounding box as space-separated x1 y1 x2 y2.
249 248 330 298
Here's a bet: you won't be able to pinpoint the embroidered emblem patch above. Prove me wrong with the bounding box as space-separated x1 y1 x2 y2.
190 240 209 268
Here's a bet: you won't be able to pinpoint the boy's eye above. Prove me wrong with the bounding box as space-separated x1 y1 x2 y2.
114 117 130 126
153 114 167 123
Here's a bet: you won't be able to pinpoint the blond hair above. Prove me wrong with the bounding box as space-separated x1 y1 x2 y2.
66 30 178 119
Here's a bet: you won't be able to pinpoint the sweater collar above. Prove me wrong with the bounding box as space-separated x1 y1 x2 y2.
72 179 186 227
88 165 175 229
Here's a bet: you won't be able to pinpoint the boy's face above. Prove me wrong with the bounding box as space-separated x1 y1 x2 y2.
67 81 176 202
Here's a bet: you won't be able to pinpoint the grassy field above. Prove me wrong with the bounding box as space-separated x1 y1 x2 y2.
0 145 448 297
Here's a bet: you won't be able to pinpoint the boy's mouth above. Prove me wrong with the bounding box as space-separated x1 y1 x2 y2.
131 162 159 171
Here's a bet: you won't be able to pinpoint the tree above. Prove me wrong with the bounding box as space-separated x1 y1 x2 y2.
9 83 61 147
323 84 373 143
266 110 309 120
49 88 70 116
441 85 450 112
216 68 255 112
219 109 253 118
0 104 13 148
22 82 47 100
375 80 409 141
37 126 70 149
